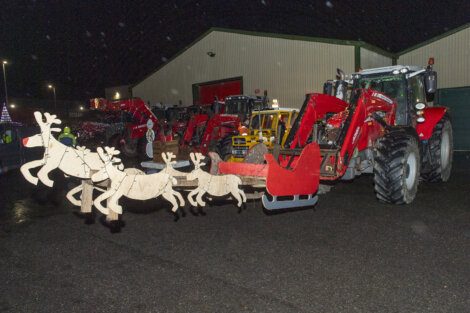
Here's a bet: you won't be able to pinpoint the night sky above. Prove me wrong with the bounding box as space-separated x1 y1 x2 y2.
1 0 469 101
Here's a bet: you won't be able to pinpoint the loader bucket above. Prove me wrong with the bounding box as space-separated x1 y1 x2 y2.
262 143 321 210
265 143 320 196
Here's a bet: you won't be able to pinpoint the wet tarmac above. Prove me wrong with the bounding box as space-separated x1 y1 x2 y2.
0 153 469 312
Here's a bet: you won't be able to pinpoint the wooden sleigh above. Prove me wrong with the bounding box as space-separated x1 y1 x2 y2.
217 143 321 210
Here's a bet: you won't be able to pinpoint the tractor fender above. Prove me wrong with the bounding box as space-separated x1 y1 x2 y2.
415 107 448 141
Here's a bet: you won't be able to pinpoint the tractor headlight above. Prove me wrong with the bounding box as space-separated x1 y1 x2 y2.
417 116 425 123
392 69 400 75
400 68 408 73
415 102 426 110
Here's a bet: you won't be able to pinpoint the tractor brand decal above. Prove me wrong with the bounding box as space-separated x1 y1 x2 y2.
372 92 393 104
352 126 361 144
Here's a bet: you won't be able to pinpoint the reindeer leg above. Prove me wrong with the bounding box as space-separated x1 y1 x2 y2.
195 191 206 207
173 190 185 208
230 190 243 208
103 193 123 233
240 189 247 212
93 189 115 215
66 184 83 206
20 160 45 185
195 191 207 216
240 189 247 203
187 189 200 207
37 162 58 187
172 190 186 217
161 192 181 221
108 192 123 215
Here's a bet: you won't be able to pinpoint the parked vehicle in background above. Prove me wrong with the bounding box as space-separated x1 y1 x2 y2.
78 97 172 157
0 123 41 174
180 94 268 158
228 108 298 162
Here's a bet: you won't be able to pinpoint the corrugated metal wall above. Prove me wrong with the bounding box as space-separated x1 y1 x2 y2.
360 48 393 69
398 26 470 88
133 31 355 108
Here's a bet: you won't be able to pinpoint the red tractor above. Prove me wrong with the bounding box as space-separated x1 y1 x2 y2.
84 97 172 157
217 59 452 210
180 95 267 158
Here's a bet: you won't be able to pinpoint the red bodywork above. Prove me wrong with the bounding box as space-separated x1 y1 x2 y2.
196 79 242 105
416 107 447 140
219 89 397 196
90 98 172 142
181 112 240 155
289 94 349 148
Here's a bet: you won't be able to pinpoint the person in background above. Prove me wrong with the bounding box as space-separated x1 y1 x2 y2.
2 130 12 144
58 126 76 147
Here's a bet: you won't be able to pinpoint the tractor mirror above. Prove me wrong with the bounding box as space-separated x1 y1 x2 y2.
424 71 437 94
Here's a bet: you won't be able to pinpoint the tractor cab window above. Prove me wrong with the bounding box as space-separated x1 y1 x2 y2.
354 74 407 125
250 114 263 130
409 75 426 107
267 114 276 128
225 99 249 115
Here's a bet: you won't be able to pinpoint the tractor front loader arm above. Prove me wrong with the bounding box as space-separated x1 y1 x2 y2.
287 93 349 149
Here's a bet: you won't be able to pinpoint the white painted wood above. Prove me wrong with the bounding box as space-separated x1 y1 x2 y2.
66 168 142 207
20 112 130 214
186 152 246 207
161 152 189 179
91 147 185 215
81 178 94 214
20 112 121 187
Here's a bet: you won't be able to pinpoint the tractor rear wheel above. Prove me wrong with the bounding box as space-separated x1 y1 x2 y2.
373 130 420 204
421 115 453 182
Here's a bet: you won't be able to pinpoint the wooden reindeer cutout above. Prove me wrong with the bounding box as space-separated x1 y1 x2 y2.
21 111 111 187
20 111 129 209
161 152 188 179
187 152 246 208
92 147 185 215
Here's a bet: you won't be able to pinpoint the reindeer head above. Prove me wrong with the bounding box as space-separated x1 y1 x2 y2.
187 152 206 181
91 146 123 182
22 112 62 148
161 152 177 167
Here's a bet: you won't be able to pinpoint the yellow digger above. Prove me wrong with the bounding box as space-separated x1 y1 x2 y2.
227 108 298 162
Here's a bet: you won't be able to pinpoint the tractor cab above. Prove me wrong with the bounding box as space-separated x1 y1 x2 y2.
224 94 268 123
351 61 437 126
228 108 299 162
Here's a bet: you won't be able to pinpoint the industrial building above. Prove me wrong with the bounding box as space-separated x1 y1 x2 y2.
133 25 470 149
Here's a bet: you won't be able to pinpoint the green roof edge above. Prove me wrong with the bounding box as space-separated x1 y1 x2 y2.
398 23 470 55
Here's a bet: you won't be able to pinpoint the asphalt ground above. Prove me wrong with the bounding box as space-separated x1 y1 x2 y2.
0 153 469 313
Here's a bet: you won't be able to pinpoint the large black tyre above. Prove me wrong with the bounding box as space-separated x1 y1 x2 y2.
373 130 420 204
217 136 233 161
421 115 453 182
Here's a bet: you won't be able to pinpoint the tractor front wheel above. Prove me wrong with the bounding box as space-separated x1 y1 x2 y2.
217 136 233 161
421 115 453 182
373 130 420 204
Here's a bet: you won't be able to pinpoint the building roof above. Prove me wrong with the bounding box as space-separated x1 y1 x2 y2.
133 27 396 87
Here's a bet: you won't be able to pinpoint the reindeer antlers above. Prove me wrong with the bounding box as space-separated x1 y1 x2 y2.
161 152 177 165
44 112 62 125
33 111 62 129
189 152 206 167
104 146 121 156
